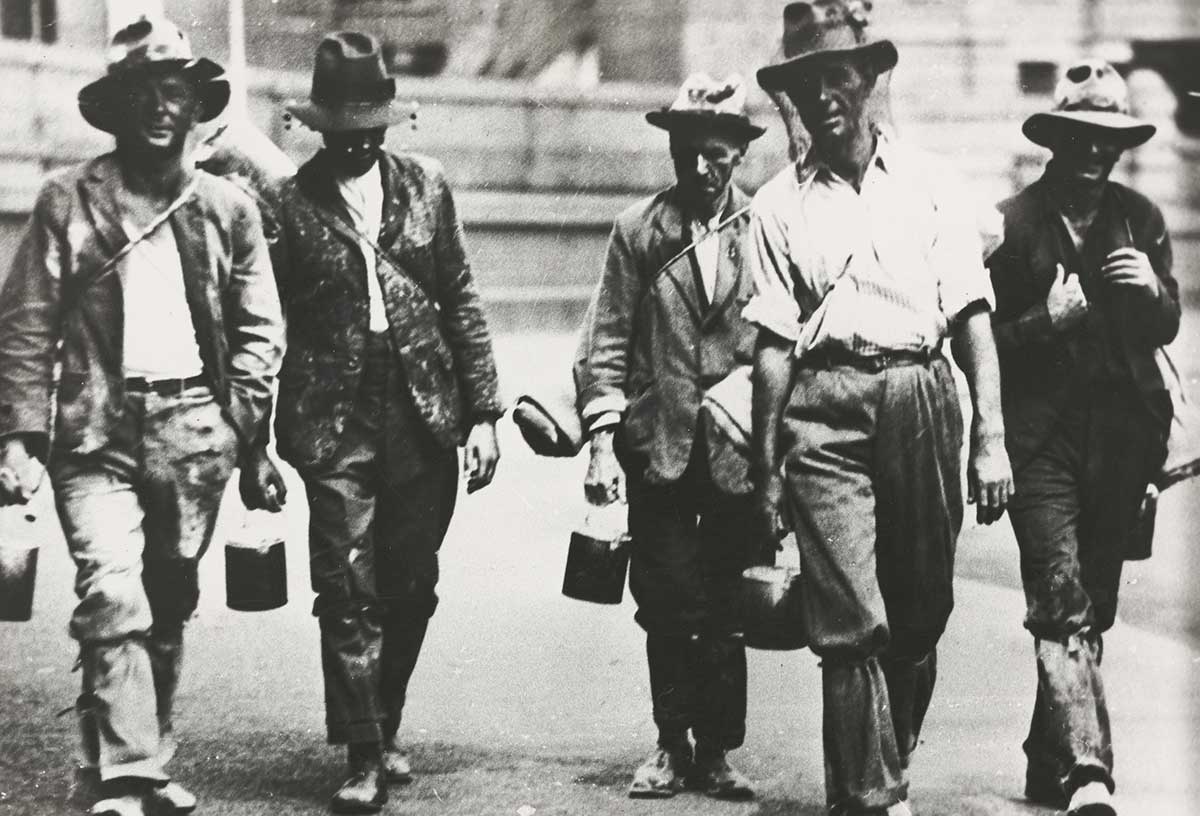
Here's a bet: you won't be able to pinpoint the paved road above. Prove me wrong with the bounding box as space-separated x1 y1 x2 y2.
0 329 1198 816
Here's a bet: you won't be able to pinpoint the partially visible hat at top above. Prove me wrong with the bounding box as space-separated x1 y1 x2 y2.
645 73 766 142
756 0 897 92
78 16 229 135
1023 59 1156 150
287 31 415 132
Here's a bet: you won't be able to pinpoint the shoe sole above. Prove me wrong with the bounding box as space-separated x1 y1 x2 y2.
1069 806 1115 816
704 787 755 801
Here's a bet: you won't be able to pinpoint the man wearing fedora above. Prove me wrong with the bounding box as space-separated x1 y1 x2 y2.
748 2 1013 814
243 31 502 813
0 16 283 816
575 73 765 801
986 60 1180 816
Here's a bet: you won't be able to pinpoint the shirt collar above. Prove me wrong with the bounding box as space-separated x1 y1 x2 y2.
796 125 892 187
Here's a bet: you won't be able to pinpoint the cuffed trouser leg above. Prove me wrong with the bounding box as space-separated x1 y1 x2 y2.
781 358 963 813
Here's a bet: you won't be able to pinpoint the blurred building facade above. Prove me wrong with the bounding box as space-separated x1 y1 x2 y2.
0 0 1196 330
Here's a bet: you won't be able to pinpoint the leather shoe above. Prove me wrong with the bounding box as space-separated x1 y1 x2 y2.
383 746 413 785
151 781 197 813
330 744 387 814
688 750 754 800
1067 781 1116 816
90 795 147 816
628 742 692 798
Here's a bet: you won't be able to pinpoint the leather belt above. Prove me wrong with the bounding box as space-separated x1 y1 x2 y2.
124 374 209 397
802 346 939 373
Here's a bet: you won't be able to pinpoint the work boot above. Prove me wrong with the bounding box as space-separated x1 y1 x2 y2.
150 781 197 813
627 741 693 799
1067 781 1116 816
90 779 153 816
330 743 387 814
688 749 754 800
382 738 413 785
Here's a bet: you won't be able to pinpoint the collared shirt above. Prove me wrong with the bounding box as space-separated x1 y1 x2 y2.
743 132 994 357
119 218 205 380
335 161 389 333
689 211 724 303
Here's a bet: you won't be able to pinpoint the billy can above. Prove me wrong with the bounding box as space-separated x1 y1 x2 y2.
562 501 631 605
740 533 807 651
225 509 288 612
0 503 40 622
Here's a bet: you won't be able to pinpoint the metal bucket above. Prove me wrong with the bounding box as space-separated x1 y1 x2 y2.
740 564 807 651
0 506 38 622
225 510 288 612
562 528 630 605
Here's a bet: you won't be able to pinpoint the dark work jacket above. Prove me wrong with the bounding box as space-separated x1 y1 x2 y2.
268 150 502 472
576 186 757 494
987 176 1179 468
0 155 284 456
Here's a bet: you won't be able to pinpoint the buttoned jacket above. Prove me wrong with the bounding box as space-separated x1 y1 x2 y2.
268 150 502 470
577 186 757 494
0 154 284 456
988 177 1180 466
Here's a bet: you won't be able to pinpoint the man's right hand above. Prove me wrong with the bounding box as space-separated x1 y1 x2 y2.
752 470 788 561
1046 263 1088 331
239 448 288 513
584 429 624 505
0 437 44 506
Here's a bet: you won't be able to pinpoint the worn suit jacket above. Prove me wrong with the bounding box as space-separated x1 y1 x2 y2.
268 150 502 471
0 154 284 456
987 176 1180 466
576 186 757 494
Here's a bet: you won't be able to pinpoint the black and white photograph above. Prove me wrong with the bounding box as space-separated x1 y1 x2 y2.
0 1 1196 814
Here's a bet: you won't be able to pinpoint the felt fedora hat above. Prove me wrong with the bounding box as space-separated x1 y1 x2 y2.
757 0 897 92
646 73 766 141
78 16 229 135
286 31 413 132
1023 59 1156 150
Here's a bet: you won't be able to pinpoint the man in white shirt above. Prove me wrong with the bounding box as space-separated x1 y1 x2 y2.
576 73 766 801
749 3 1013 814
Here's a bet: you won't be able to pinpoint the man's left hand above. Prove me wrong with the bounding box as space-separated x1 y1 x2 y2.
1101 248 1158 296
464 420 500 494
239 448 288 512
967 431 1014 525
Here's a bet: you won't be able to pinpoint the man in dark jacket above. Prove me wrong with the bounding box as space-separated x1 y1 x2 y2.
987 60 1180 816
984 59 1180 816
244 32 502 814
0 17 284 816
576 73 765 801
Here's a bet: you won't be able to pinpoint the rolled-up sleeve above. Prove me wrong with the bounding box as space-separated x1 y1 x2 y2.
743 202 802 343
931 178 995 321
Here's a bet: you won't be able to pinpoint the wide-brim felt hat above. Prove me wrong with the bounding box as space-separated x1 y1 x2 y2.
757 0 897 92
287 31 413 132
645 73 766 141
78 16 229 135
1023 59 1155 150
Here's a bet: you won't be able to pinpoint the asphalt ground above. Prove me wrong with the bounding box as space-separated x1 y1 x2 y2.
0 328 1198 816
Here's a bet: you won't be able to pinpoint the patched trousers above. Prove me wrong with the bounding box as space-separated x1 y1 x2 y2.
1007 385 1167 802
297 332 458 746
50 385 239 782
780 356 963 814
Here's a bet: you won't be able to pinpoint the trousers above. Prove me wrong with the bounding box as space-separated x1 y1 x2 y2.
297 332 459 746
625 428 752 752
780 356 963 814
1007 384 1167 800
50 386 239 781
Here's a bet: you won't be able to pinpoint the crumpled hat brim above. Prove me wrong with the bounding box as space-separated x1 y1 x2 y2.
286 98 413 133
756 40 898 91
78 57 229 134
645 109 766 141
1022 110 1156 150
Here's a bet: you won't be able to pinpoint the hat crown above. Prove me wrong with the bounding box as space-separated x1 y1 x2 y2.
310 31 397 108
1054 59 1130 115
667 73 750 118
781 0 874 60
104 16 197 74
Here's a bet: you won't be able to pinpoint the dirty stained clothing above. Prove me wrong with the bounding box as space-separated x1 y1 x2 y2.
988 177 1178 800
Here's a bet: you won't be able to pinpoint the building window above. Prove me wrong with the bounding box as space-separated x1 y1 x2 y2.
1 0 56 43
